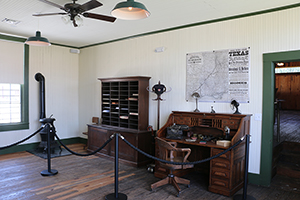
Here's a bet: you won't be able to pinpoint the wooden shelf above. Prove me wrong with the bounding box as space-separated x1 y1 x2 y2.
99 76 150 131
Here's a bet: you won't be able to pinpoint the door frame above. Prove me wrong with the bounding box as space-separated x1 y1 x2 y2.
259 50 300 186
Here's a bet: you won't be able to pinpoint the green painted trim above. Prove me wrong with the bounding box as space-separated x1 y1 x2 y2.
56 137 87 145
0 34 26 43
50 42 78 49
248 173 261 185
0 142 39 155
23 44 29 127
260 49 300 186
0 122 29 132
261 59 275 186
0 137 87 155
0 34 77 49
0 37 29 132
79 3 300 49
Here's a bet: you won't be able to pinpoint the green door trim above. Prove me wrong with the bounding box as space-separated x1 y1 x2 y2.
260 50 300 186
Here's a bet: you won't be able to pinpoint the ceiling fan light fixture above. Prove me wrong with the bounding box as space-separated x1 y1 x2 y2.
111 0 150 20
25 31 51 46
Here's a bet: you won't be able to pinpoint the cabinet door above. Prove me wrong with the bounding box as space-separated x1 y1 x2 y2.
88 127 110 155
110 131 137 162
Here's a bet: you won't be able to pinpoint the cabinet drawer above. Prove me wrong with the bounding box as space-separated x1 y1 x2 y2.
212 148 231 160
211 158 231 170
211 177 229 188
211 168 230 179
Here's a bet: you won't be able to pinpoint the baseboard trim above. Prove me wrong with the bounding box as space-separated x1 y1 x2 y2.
248 172 263 186
0 137 87 155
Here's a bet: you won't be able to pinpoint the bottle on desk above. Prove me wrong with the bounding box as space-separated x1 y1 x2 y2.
224 126 231 140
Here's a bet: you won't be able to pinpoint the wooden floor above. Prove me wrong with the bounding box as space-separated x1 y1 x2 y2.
274 110 300 145
1 143 300 200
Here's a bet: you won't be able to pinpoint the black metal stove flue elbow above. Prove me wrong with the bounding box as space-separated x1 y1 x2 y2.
35 73 46 119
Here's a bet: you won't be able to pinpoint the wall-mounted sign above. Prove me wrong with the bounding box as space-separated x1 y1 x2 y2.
186 47 250 103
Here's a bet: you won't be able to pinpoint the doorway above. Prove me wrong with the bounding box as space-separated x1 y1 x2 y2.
274 62 300 145
260 50 300 186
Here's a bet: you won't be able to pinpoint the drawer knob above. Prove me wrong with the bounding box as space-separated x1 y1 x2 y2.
215 172 227 177
214 181 226 186
215 163 227 168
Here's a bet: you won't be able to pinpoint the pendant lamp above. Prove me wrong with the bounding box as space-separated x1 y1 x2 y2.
25 31 51 46
111 0 150 20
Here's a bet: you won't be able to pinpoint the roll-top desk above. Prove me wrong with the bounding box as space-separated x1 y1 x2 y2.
155 111 251 196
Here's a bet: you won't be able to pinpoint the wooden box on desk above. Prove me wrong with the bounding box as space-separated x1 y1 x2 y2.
155 111 251 196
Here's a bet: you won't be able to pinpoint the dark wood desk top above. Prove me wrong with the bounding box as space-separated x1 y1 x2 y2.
162 137 229 149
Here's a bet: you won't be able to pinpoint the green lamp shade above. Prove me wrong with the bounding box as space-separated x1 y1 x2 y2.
25 31 51 46
111 0 150 20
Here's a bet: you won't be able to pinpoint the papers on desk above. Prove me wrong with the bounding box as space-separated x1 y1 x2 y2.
185 138 196 142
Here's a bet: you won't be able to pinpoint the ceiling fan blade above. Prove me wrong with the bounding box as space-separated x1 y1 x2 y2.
83 12 116 23
33 12 67 17
38 0 66 11
80 0 103 12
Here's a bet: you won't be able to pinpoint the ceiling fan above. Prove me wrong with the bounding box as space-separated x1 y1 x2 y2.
33 0 117 27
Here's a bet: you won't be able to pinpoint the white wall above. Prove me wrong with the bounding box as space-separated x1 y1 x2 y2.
0 45 79 146
78 7 300 174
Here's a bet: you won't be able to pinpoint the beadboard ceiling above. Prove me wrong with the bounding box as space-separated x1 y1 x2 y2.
0 0 299 48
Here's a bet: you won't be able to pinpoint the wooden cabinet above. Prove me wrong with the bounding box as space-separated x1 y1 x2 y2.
87 76 153 167
87 124 153 167
99 76 150 131
155 111 251 196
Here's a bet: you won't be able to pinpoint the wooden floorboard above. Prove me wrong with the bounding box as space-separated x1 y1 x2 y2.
1 143 300 199
274 110 300 145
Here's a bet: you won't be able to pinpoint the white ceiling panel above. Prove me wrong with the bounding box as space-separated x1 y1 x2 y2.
0 0 299 47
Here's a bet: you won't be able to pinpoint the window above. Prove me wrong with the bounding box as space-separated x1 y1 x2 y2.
0 35 29 131
0 84 21 123
275 67 300 74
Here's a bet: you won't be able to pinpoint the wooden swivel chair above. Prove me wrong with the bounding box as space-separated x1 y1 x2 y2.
151 137 194 196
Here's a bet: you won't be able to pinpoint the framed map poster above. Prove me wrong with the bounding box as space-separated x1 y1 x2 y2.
186 47 250 103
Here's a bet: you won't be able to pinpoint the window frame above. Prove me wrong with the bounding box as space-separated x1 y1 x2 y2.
0 35 29 131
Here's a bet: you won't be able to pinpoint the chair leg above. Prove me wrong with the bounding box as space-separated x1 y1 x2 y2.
170 177 181 195
151 174 191 197
151 176 170 191
174 176 190 186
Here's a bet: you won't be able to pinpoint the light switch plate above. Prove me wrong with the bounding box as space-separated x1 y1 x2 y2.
254 113 262 121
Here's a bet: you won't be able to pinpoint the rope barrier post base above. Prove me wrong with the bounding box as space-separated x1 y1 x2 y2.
105 193 127 200
233 134 256 200
41 169 58 176
41 123 58 176
105 133 127 200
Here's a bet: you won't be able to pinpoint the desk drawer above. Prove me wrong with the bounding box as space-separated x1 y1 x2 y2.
211 158 231 169
212 148 231 160
211 177 229 188
211 168 230 179
222 119 240 129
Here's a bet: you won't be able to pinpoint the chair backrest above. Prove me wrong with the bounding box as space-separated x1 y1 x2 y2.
155 137 192 170
156 137 178 161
